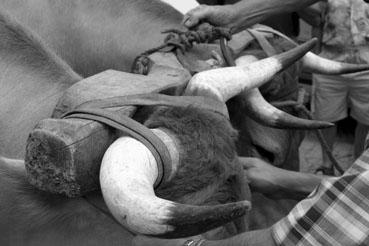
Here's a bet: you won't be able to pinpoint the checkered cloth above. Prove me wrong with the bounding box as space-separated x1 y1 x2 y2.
272 149 369 246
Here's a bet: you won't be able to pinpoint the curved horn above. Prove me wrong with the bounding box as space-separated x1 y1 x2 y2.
100 133 250 238
302 52 369 74
184 38 318 102
235 55 333 129
240 88 333 129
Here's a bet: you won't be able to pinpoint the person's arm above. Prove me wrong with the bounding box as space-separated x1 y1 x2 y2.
133 228 276 246
239 157 326 200
297 4 323 27
183 0 325 33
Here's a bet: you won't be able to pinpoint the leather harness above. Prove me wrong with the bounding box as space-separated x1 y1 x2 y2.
63 93 228 188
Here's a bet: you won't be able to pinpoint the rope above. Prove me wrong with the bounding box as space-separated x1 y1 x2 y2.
131 23 231 75
271 89 344 175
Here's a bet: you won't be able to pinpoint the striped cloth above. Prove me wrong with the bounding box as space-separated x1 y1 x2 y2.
272 149 369 246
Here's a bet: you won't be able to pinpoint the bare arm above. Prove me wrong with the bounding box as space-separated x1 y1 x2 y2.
184 0 325 33
133 228 276 246
297 4 324 27
226 0 324 33
239 157 326 200
202 228 276 246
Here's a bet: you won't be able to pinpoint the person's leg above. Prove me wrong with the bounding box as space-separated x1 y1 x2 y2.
347 70 369 160
354 122 369 158
312 74 347 174
319 125 337 173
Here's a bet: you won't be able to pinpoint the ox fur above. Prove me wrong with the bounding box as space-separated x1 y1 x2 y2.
144 106 250 237
0 0 184 76
0 157 135 246
0 9 80 80
144 106 247 206
0 9 81 158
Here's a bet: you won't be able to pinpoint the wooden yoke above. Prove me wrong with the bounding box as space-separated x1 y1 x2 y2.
25 53 191 197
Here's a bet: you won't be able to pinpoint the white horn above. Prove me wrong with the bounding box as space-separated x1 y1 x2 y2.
100 130 250 238
234 53 333 129
302 52 369 74
184 39 318 102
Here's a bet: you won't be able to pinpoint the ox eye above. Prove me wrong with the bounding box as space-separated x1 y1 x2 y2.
252 144 275 164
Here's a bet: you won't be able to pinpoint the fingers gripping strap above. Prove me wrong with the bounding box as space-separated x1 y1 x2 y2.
251 25 299 46
62 108 171 188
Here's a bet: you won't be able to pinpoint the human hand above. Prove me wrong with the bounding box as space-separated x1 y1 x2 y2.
182 5 235 29
132 235 205 246
240 157 323 199
239 157 283 195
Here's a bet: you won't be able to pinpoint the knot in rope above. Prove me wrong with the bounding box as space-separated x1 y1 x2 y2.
162 23 231 53
131 23 231 75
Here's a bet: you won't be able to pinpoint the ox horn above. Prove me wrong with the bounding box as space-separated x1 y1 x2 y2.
239 88 333 129
302 52 369 74
234 54 333 129
100 133 250 238
184 38 319 102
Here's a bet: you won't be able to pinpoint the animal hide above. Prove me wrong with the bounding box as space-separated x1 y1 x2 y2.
144 106 246 205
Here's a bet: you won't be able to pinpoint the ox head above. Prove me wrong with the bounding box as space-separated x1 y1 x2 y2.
227 34 369 169
99 39 321 238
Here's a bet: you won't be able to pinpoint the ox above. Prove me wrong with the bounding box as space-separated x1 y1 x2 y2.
0 5 319 244
0 10 134 246
0 1 366 245
0 10 81 159
0 3 322 245
0 0 355 169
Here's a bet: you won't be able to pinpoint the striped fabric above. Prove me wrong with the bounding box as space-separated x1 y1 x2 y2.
272 149 369 246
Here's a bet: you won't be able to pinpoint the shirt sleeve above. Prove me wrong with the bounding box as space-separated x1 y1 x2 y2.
272 149 369 246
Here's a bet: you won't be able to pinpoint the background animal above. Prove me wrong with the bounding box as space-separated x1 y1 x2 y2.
0 10 81 158
0 0 183 77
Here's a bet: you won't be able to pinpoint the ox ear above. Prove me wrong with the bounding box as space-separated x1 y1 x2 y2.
100 135 251 238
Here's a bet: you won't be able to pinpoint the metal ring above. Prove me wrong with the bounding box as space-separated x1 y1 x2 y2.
183 239 207 246
183 239 196 246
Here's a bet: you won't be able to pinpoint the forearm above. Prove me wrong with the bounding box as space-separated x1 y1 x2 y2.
270 170 324 199
297 5 323 27
202 228 276 246
229 0 323 33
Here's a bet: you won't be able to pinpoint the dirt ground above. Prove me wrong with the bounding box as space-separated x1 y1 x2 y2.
299 131 355 174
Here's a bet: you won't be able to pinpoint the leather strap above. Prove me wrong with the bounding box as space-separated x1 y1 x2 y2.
251 25 298 46
247 28 278 56
62 93 228 188
247 27 300 101
63 108 171 188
